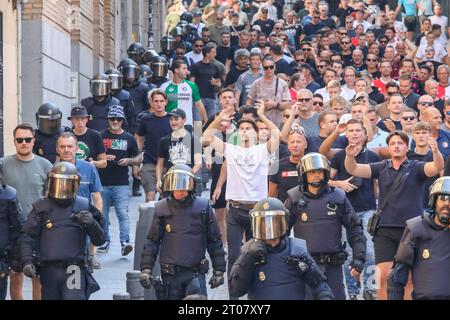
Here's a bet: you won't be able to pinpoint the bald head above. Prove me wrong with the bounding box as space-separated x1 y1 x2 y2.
422 107 443 131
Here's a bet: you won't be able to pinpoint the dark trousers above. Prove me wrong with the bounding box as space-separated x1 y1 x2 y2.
0 276 7 300
162 269 207 300
39 266 88 300
227 205 253 298
320 264 346 300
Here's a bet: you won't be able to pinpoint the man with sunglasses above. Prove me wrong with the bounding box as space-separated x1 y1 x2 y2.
303 10 325 40
388 177 450 300
98 106 141 256
336 0 354 27
185 39 204 64
400 109 418 145
339 36 353 67
210 12 230 45
0 124 52 300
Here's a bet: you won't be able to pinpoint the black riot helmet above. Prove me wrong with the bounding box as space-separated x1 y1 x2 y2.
429 177 450 225
298 152 331 189
160 35 177 53
250 198 289 241
151 56 169 78
120 59 141 87
46 162 80 204
104 68 123 93
170 26 184 38
177 20 190 37
140 64 153 80
180 11 194 24
162 164 196 198
127 42 145 65
90 73 111 99
142 49 159 66
35 102 62 136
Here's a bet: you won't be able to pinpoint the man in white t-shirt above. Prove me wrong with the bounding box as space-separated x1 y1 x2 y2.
203 102 280 299
430 4 449 47
185 38 204 64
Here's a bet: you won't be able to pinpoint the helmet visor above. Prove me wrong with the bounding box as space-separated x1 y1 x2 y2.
121 65 140 82
90 80 110 97
301 154 330 174
38 116 62 135
47 174 79 200
152 62 168 78
161 38 177 52
250 211 287 240
108 74 123 91
162 169 196 192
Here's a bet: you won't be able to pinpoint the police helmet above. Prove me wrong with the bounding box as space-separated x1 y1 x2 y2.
428 177 450 224
127 42 145 65
298 152 331 187
46 162 80 200
35 102 62 135
162 164 196 193
90 73 111 98
104 68 123 92
142 49 160 66
151 56 169 78
140 64 153 79
250 198 289 240
180 11 194 24
177 20 190 36
119 59 141 87
160 35 177 53
170 26 184 38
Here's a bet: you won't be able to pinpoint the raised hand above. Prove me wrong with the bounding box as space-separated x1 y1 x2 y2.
346 143 362 158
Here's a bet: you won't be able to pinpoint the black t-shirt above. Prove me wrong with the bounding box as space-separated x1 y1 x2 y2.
216 45 232 65
305 135 342 154
370 70 381 80
157 132 201 169
335 7 354 27
98 130 139 186
407 150 437 208
253 19 275 37
73 128 106 161
275 58 295 76
230 24 245 47
269 157 299 203
136 113 172 164
225 66 249 87
320 17 336 29
303 22 325 38
227 45 253 69
190 61 221 99
331 149 380 212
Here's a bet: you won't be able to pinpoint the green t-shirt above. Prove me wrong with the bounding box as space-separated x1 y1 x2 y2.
160 80 201 125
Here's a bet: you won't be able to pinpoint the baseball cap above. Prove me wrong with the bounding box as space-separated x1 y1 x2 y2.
107 105 126 119
68 105 89 119
252 25 262 32
354 92 369 101
168 108 186 119
193 10 202 17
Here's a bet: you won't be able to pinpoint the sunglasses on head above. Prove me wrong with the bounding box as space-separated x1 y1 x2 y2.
288 128 305 136
297 98 311 103
15 137 33 144
109 117 123 122
263 65 275 70
402 116 416 121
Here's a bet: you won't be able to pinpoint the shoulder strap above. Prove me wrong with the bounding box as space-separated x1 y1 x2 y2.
275 77 279 97
379 160 415 212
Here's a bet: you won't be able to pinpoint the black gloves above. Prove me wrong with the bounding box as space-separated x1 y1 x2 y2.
72 210 96 226
350 258 365 274
23 263 37 278
247 239 267 265
208 270 224 289
140 269 153 289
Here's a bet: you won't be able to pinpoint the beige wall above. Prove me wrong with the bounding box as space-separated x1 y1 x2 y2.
0 3 19 156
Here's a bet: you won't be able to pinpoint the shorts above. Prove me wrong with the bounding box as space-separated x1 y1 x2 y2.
141 163 157 193
404 16 417 32
373 227 405 264
210 163 226 209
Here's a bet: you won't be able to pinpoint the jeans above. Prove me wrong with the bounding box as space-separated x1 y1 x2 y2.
343 210 376 295
101 185 131 243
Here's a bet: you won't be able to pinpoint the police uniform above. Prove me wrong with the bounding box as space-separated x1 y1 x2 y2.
285 153 366 300
140 164 226 300
33 103 64 163
388 177 450 300
20 162 105 300
229 198 333 300
82 96 121 133
0 185 25 300
112 89 137 134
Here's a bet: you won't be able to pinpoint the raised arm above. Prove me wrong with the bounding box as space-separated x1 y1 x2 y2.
423 137 444 177
344 144 372 179
256 101 280 154
202 106 235 155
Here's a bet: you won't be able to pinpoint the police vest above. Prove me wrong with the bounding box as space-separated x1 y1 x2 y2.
33 129 65 164
0 186 19 252
33 196 90 263
288 187 346 255
123 82 150 115
156 197 210 268
406 216 450 299
248 237 308 300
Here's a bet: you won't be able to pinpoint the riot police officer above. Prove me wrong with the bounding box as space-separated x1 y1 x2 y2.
105 68 137 134
81 73 121 132
139 164 226 300
388 177 450 300
159 35 177 60
0 167 25 300
119 59 155 116
20 162 105 300
229 197 334 300
149 56 170 88
127 42 145 65
33 103 64 163
285 153 366 300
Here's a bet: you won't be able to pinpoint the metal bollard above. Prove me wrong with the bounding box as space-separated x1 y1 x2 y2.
126 271 144 300
113 292 131 300
133 201 159 300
